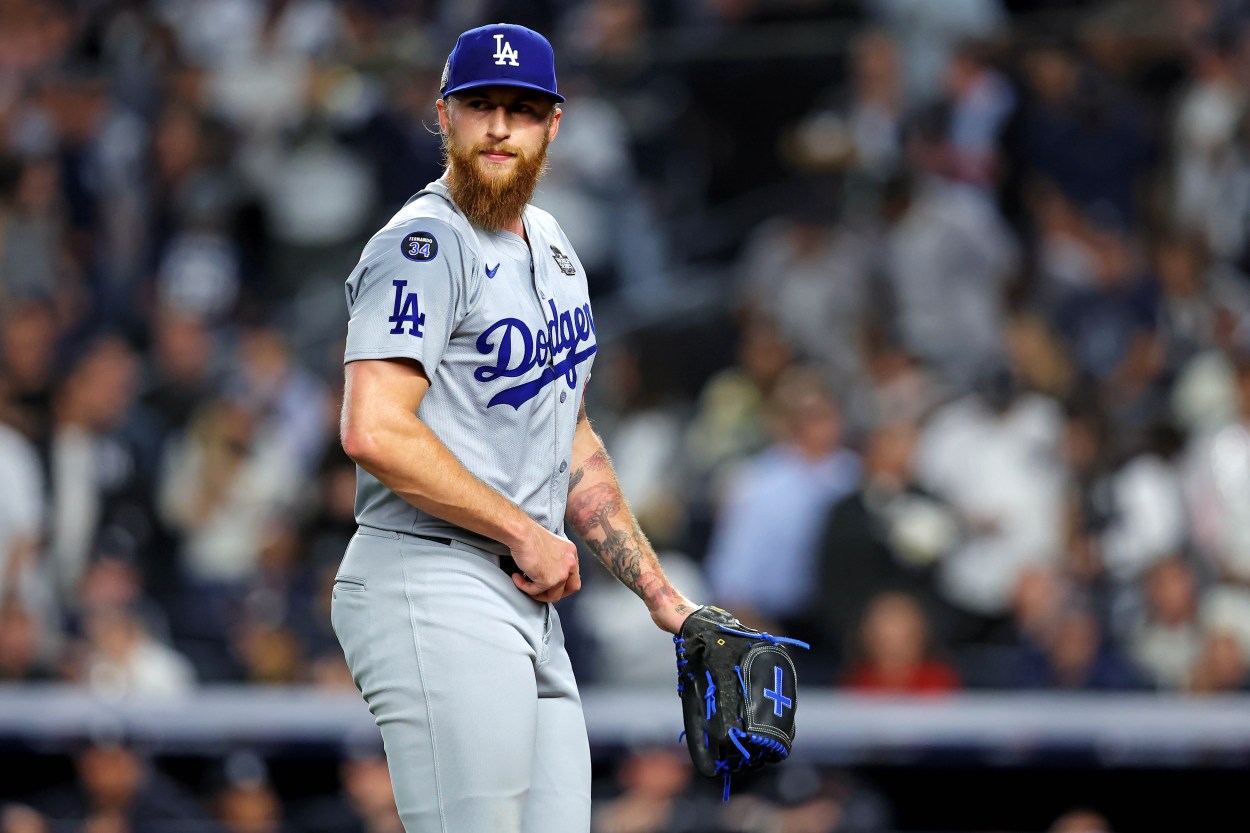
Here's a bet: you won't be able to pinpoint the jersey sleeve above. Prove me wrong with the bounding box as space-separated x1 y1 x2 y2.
343 217 477 376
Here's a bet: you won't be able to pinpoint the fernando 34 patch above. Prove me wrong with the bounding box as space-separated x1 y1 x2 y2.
402 231 439 262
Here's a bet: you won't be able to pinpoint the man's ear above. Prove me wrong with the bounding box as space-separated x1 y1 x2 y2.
547 106 562 143
436 97 450 133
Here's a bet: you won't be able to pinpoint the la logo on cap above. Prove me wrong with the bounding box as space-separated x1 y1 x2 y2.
493 33 520 66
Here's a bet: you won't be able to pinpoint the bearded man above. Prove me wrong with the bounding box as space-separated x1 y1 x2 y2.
331 23 699 833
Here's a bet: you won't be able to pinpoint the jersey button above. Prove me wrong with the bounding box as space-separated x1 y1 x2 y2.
559 461 567 473
560 391 567 403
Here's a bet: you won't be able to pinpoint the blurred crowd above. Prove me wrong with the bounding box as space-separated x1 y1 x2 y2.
4 0 1245 829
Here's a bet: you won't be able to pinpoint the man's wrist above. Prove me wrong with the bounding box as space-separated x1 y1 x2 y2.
648 589 697 634
497 511 536 552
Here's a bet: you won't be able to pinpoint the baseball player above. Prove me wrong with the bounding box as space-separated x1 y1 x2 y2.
331 23 698 833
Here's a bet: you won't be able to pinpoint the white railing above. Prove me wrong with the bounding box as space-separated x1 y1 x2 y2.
3 685 1249 764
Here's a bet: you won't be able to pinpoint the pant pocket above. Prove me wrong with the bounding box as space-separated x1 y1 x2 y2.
334 575 367 591
537 602 554 665
331 581 373 693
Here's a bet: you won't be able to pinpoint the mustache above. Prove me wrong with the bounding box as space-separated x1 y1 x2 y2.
472 143 526 158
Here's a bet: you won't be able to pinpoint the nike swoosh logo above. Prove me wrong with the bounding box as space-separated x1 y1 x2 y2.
485 263 500 279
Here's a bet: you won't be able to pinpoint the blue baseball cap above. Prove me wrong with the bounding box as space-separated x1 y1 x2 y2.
441 24 565 103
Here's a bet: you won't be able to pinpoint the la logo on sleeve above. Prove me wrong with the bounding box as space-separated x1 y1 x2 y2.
388 280 425 337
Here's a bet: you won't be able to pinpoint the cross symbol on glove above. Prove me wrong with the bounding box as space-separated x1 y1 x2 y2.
763 666 792 717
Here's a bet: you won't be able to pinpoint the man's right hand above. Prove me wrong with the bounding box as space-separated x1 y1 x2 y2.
509 524 581 603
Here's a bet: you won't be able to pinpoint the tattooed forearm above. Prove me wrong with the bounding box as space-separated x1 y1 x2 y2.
591 525 644 592
568 481 658 602
567 447 609 496
568 483 619 530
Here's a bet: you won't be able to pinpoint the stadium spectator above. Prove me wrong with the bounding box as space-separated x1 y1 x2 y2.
684 314 795 492
47 337 158 603
591 745 720 833
1183 348 1250 586
735 185 876 386
1097 423 1188 590
943 40 1017 188
1129 556 1205 690
883 119 1020 389
227 325 331 475
1017 40 1154 225
0 155 62 304
214 780 282 833
35 740 210 830
703 366 860 639
1046 212 1160 405
1171 28 1248 259
914 365 1065 630
1186 629 1250 693
841 328 947 438
76 603 196 697
159 399 298 585
842 591 960 694
141 308 222 447
1016 603 1141 690
789 29 905 182
815 420 958 665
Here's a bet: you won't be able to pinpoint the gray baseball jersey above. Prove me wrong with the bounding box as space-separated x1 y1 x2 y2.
343 179 596 549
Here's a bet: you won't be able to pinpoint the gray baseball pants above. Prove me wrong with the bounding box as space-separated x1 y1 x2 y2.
331 526 591 833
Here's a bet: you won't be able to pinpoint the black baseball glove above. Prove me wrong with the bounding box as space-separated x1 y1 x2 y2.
673 605 809 799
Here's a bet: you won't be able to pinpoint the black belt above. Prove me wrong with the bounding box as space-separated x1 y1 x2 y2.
414 534 522 576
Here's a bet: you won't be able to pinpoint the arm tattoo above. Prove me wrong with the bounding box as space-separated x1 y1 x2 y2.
567 447 609 497
590 514 647 598
568 482 649 600
566 445 680 608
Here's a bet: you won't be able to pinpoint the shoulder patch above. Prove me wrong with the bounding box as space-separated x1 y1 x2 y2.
550 245 576 276
401 231 439 262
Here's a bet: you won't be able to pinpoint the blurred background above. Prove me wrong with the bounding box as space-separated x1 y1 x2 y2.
3 0 1250 831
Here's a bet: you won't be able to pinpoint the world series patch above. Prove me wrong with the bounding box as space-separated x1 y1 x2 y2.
401 231 439 262
550 245 576 275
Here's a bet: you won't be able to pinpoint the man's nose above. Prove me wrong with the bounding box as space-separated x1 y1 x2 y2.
486 105 511 140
